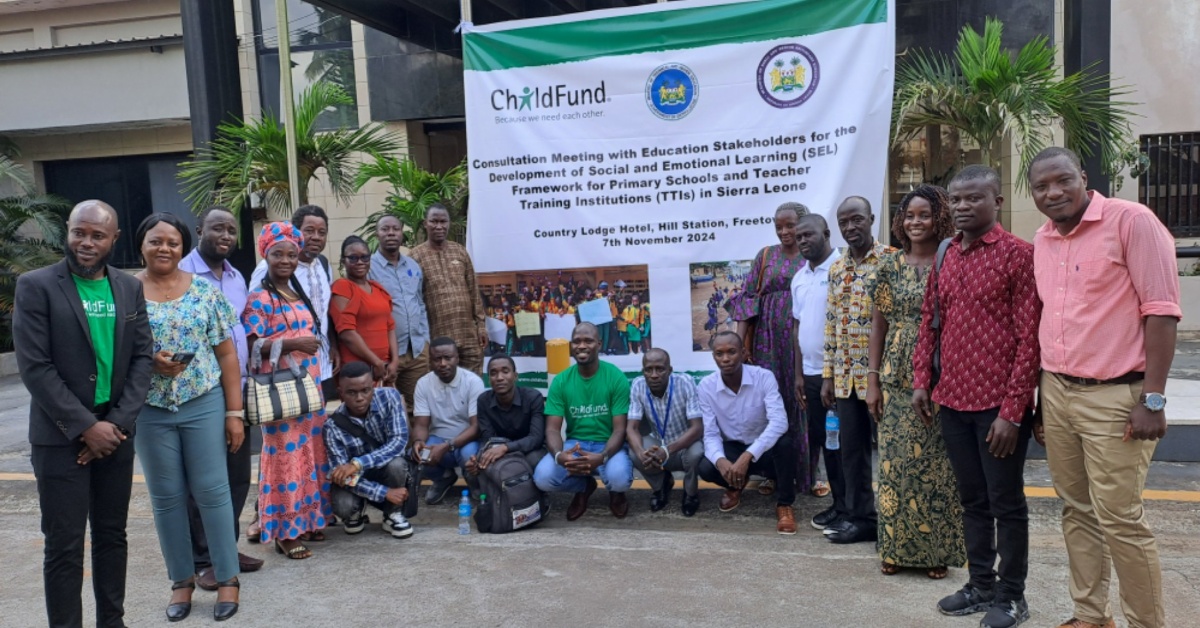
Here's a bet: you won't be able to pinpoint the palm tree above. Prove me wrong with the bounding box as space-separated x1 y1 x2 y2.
0 153 71 350
355 153 469 247
177 81 402 219
892 17 1137 189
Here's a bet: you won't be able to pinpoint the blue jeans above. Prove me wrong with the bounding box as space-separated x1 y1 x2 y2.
533 440 633 493
135 387 239 582
421 435 480 479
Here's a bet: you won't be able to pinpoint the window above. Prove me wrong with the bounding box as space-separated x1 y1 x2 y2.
253 0 358 130
42 153 194 268
1140 132 1200 237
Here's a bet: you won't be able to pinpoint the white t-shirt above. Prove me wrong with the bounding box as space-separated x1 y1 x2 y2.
790 249 841 377
412 367 485 439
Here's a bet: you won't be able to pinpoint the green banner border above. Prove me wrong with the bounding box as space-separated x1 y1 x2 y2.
464 0 886 72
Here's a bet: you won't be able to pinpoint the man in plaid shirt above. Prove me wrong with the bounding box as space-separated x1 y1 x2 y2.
325 362 414 538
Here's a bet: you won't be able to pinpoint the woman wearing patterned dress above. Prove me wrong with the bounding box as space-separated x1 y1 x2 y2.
866 184 965 578
243 221 331 559
133 213 243 621
730 202 809 493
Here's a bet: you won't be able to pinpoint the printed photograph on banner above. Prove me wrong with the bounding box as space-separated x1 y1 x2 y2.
479 264 652 358
689 259 752 352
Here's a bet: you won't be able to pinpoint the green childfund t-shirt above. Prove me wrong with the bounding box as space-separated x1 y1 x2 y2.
72 274 116 405
545 361 631 443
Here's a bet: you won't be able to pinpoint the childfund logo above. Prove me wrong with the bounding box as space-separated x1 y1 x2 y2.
491 81 608 111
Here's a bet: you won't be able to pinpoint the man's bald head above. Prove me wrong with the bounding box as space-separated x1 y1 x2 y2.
64 200 120 279
643 347 670 367
68 200 119 227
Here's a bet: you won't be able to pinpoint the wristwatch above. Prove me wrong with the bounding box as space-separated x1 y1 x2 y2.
1140 392 1167 413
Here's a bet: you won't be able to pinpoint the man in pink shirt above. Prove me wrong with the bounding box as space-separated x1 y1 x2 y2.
1029 147 1181 628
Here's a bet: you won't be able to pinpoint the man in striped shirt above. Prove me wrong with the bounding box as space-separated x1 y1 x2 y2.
626 349 704 516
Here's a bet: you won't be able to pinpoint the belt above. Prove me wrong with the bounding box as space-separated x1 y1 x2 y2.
92 402 111 416
1053 371 1144 387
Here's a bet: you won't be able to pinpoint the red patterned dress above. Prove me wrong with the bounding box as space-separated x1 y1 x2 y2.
242 287 331 542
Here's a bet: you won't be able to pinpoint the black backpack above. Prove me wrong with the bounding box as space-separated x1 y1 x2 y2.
473 448 546 534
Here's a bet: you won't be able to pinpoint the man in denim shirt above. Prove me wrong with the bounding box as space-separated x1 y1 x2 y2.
325 362 414 539
369 215 430 416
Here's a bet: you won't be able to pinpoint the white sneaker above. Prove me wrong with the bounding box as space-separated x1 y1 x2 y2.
383 511 413 539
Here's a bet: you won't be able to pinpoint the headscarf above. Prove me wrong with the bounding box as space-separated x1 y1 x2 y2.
256 221 304 259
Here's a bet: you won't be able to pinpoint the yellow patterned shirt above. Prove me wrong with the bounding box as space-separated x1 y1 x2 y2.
822 241 896 398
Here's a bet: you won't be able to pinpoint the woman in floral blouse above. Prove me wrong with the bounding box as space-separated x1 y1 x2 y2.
133 213 243 621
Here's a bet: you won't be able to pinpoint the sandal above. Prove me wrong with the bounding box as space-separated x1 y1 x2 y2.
880 562 902 576
214 578 239 621
757 479 775 496
301 530 326 542
811 480 831 498
274 539 312 560
927 566 949 580
167 578 195 622
246 516 261 544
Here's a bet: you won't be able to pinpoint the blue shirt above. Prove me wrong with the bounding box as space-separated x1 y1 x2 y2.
324 387 410 503
180 249 248 378
368 250 429 357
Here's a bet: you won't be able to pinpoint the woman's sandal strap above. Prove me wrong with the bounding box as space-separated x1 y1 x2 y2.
171 580 196 590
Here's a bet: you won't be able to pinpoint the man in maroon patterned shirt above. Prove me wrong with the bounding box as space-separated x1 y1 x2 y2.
912 165 1041 628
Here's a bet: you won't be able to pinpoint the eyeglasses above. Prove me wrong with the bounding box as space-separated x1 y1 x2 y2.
343 255 370 264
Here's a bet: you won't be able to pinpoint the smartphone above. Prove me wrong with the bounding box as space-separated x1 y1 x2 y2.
419 447 432 462
170 352 196 365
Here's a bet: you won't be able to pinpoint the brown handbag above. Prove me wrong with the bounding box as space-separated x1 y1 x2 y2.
742 247 769 360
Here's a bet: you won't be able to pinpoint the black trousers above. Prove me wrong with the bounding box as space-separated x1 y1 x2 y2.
804 374 845 514
835 391 876 526
31 441 135 628
189 436 251 570
697 432 797 506
940 406 1031 603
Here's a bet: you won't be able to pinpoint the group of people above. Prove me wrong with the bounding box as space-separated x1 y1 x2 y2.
484 277 652 357
13 201 486 626
723 148 1177 628
12 146 1179 628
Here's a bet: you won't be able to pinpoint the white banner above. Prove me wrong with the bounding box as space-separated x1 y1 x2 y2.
464 0 894 381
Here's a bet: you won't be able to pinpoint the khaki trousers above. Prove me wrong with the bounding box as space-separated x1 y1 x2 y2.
394 346 429 419
1041 372 1164 628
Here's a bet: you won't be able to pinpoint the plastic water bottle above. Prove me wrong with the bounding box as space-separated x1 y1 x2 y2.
457 490 471 535
825 410 840 451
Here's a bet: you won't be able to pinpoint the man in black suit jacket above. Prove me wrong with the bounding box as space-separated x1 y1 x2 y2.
13 200 153 628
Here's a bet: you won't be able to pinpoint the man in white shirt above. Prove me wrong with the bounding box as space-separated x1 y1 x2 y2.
249 205 339 396
697 331 797 534
790 213 845 532
410 337 485 504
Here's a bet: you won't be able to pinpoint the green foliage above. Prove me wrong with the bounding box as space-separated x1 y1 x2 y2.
0 156 71 350
177 81 401 219
355 154 469 248
892 18 1137 190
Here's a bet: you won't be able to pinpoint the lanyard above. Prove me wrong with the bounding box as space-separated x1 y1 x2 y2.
645 379 673 442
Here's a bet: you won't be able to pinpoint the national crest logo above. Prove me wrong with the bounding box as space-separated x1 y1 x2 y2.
756 44 819 108
645 63 698 120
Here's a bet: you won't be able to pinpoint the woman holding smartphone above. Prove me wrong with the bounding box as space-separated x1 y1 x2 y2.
243 221 331 560
133 213 244 622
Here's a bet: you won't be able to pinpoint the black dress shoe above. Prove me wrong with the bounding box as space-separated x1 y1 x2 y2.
214 578 240 622
827 522 878 544
649 474 675 512
811 506 840 530
681 493 700 517
822 518 853 535
167 579 195 622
